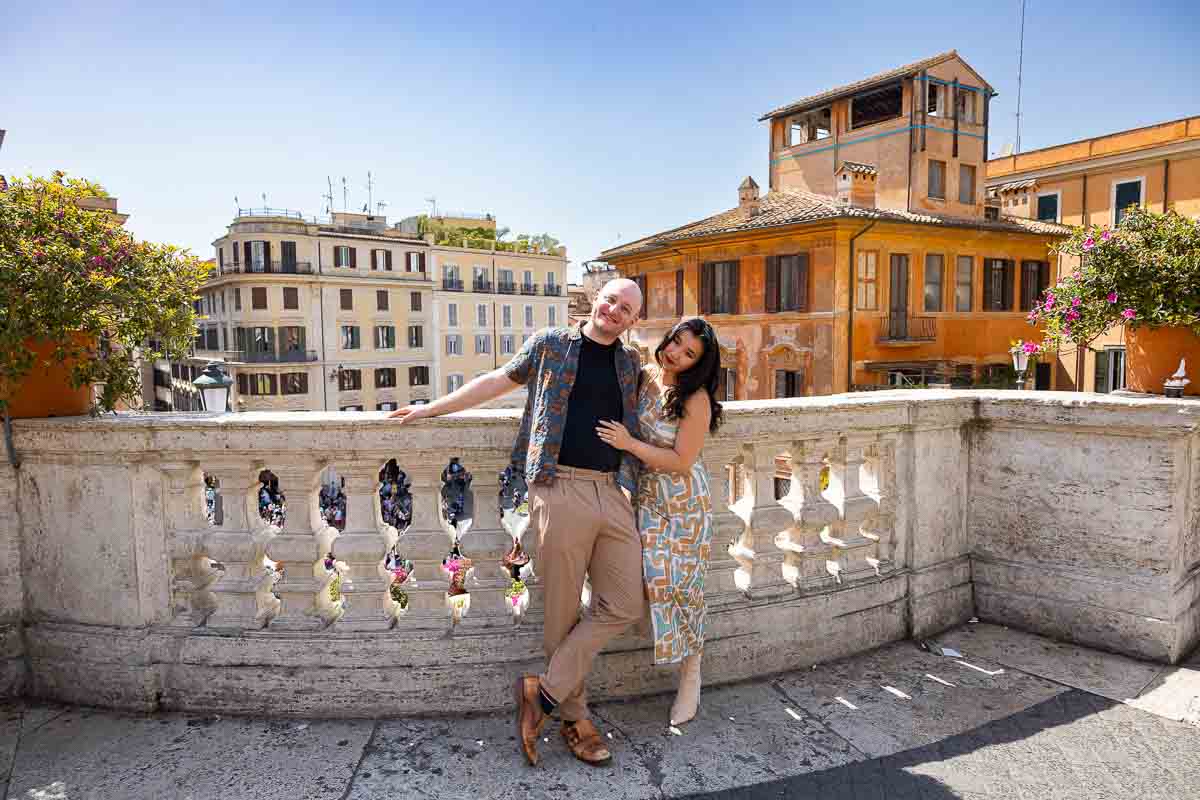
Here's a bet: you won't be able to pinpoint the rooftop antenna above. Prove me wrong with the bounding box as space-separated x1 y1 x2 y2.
261 192 267 208
366 171 374 213
323 177 334 215
376 200 388 215
425 195 437 218
341 177 348 212
1015 0 1026 153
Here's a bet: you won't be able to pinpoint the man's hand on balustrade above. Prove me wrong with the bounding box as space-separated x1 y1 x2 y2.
389 404 433 424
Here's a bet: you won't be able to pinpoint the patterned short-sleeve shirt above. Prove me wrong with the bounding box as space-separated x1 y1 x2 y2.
503 326 641 492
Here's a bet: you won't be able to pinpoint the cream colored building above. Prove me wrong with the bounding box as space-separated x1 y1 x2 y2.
196 208 568 411
431 242 568 406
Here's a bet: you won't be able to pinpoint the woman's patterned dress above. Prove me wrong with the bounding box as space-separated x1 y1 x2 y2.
636 370 714 665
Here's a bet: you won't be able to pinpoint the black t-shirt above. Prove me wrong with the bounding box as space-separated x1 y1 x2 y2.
557 332 624 472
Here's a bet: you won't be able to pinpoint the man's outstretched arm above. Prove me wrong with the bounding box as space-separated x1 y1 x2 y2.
388 369 523 424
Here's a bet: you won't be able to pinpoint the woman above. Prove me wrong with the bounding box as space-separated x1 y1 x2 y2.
596 317 723 726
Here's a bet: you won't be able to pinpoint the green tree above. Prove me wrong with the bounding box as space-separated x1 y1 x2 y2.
0 172 210 456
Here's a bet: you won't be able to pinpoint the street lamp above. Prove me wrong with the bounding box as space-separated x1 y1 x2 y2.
1011 347 1030 390
193 361 233 412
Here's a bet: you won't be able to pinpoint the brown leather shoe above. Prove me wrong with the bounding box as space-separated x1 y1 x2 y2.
561 719 612 766
513 675 548 766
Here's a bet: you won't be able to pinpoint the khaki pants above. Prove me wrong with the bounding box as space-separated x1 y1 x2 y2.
531 466 647 722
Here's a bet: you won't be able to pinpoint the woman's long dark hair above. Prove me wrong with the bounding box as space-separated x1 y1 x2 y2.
653 317 723 433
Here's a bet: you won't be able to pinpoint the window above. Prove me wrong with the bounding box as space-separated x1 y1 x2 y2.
376 290 389 311
502 305 512 328
251 373 277 396
409 366 429 386
983 259 1015 311
448 303 459 327
447 374 464 393
523 270 533 287
717 368 736 402
501 334 514 355
281 373 308 395
334 245 355 268
338 369 362 391
548 306 557 326
281 241 297 271
955 256 974 312
406 252 426 272
375 325 396 349
1037 192 1060 223
855 250 878 310
926 82 943 116
701 261 739 314
340 289 353 310
218 247 224 269
956 89 976 123
251 287 267 310
499 268 514 287
283 287 299 310
1020 261 1050 312
475 333 491 354
525 305 534 328
1095 347 1126 393
775 370 804 398
786 107 832 145
1114 179 1143 225
924 254 944 312
375 368 396 389
445 334 463 355
443 264 460 281
477 304 487 327
411 292 422 312
675 270 685 316
231 242 239 265
959 164 976 204
220 292 226 313
248 241 269 272
340 405 364 412
928 160 946 200
408 325 423 348
372 249 392 271
341 325 361 349
766 254 808 312
377 402 397 412
850 84 902 129
234 288 241 311
280 326 305 355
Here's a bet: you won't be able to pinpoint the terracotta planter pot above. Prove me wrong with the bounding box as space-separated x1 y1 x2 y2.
5 337 94 419
1125 325 1200 396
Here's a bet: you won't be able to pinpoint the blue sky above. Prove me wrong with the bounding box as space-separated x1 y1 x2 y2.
4 1 1197 280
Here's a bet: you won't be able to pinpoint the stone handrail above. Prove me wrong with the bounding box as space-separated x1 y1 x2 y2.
2 391 1198 716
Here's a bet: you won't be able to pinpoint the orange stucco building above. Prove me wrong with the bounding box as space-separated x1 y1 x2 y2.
986 115 1200 393
604 51 1069 398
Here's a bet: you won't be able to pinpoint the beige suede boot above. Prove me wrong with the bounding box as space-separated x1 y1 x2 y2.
670 653 702 726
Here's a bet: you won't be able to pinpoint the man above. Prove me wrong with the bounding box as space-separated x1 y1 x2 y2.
390 278 646 767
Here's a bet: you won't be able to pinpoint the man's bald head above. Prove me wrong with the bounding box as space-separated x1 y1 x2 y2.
587 277 644 342
602 278 643 311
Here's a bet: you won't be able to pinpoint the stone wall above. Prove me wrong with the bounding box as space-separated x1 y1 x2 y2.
5 391 1198 716
0 463 25 697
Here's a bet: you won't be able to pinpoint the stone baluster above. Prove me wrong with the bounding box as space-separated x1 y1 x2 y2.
201 462 271 630
160 462 220 625
775 440 838 590
331 460 395 631
824 438 883 583
861 439 896 575
724 442 793 594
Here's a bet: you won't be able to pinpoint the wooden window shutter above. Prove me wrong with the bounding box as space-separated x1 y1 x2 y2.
263 242 271 270
700 263 712 314
349 247 357 268
1002 260 1014 311
243 242 251 267
798 254 810 311
237 373 248 394
765 256 780 313
268 374 278 395
637 275 647 319
675 270 684 316
775 370 787 399
419 252 426 271
730 261 740 315
371 250 378 270
386 250 393 270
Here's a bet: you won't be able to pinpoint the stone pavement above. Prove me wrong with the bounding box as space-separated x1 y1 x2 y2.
2 623 1198 800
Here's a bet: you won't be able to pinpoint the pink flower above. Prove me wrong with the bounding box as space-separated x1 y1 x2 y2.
1107 292 1118 304
1021 341 1040 355
1100 230 1112 241
91 256 105 267
1063 325 1072 336
1043 294 1056 310
1072 271 1081 280
1122 308 1136 320
1066 310 1080 322
1072 297 1082 307
1083 237 1095 251
1026 311 1038 323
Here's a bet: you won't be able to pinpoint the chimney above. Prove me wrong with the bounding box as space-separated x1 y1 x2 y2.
738 176 760 216
835 162 877 209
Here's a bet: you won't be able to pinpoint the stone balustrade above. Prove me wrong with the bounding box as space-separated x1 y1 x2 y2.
1 391 1197 717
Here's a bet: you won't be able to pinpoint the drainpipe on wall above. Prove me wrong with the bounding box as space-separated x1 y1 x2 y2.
847 221 878 392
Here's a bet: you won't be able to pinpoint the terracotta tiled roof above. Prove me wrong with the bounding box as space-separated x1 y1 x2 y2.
838 161 878 176
995 178 1039 193
759 50 993 121
600 190 1071 260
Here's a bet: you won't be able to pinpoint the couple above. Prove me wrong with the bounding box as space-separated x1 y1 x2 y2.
390 278 724 768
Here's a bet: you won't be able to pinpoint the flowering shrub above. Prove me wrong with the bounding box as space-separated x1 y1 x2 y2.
0 172 210 413
1028 207 1200 349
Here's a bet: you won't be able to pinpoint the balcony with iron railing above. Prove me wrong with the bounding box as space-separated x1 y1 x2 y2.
877 314 937 343
215 261 314 277
496 282 516 295
543 284 563 296
224 349 320 364
8 391 1199 717
442 278 464 292
472 279 493 293
519 283 539 296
